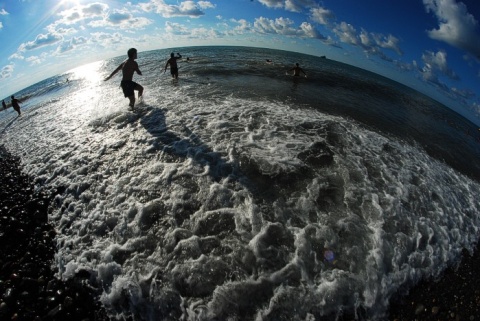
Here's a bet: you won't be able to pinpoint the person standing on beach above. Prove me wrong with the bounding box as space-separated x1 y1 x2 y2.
164 52 182 79
104 48 144 109
2 100 6 110
288 63 307 78
10 96 21 116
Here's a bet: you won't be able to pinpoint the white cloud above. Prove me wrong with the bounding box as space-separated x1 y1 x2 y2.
258 0 284 9
90 32 124 45
231 19 251 33
258 0 316 12
424 0 480 58
57 2 109 25
163 21 223 39
0 8 6 30
56 36 88 54
26 56 42 65
19 33 63 51
1 64 14 79
419 50 462 94
334 22 358 45
332 22 403 60
372 33 403 55
165 21 191 35
422 49 458 80
139 0 212 18
198 1 215 9
309 7 335 25
9 53 24 60
89 10 152 29
254 16 324 39
190 27 223 39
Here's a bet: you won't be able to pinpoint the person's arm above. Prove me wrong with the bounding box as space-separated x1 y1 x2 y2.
301 68 307 77
164 60 170 73
104 61 124 81
176 53 182 59
135 62 142 76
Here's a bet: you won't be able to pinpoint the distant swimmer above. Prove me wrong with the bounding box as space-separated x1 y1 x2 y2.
164 52 182 79
10 95 21 116
2 100 6 110
104 48 144 109
288 63 307 78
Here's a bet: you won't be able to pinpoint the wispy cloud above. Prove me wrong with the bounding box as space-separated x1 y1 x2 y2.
424 0 480 59
0 8 7 30
139 0 214 18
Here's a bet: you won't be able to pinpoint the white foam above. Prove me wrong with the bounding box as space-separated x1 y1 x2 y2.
1 50 480 320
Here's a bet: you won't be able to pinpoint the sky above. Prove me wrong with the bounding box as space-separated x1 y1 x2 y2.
0 0 479 123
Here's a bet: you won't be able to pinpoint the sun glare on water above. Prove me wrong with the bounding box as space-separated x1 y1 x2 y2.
70 61 104 83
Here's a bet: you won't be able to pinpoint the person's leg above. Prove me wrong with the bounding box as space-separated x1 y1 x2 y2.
135 84 144 98
128 95 135 108
134 84 144 103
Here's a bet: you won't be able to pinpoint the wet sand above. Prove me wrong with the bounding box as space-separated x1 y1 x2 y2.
1 144 479 320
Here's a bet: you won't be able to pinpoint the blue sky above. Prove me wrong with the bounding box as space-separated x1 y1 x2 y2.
1 0 479 122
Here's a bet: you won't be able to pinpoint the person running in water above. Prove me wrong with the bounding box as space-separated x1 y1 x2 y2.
2 100 6 110
288 63 307 78
164 52 182 79
104 48 144 109
10 96 22 116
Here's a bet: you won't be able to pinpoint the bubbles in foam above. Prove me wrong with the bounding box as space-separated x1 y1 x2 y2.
1 47 480 320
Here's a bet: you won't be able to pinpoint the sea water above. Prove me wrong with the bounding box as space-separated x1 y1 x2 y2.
1 46 480 320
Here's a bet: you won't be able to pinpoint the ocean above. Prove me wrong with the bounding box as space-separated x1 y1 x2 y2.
1 46 480 320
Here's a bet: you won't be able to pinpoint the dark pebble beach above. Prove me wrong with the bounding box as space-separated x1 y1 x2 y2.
0 145 109 321
1 143 479 321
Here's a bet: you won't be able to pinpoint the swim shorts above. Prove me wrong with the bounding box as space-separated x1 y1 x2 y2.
120 80 138 98
170 67 178 75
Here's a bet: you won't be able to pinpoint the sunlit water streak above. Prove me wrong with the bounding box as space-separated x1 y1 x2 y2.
1 46 480 320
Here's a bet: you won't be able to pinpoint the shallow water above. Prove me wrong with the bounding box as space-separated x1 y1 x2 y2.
1 46 480 320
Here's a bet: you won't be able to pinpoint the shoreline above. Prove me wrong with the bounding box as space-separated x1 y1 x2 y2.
1 144 479 320
0 145 109 321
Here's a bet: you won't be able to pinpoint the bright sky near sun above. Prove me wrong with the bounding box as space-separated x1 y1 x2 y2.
0 0 479 121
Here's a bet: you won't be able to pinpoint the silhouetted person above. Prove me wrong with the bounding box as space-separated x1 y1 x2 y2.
288 63 307 78
2 100 6 110
164 52 182 79
104 48 144 109
11 96 21 116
